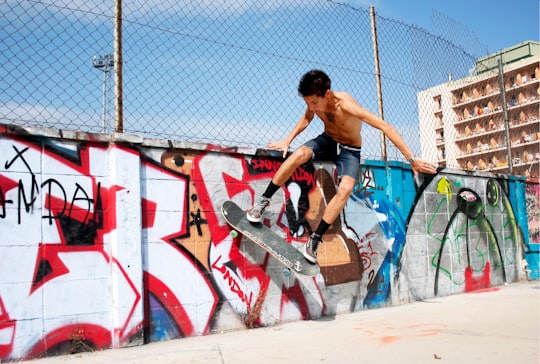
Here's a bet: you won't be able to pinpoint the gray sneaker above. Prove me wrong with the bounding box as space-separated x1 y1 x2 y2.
246 197 270 223
303 233 322 264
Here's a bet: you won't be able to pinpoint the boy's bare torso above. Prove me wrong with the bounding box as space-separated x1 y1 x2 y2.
314 91 363 148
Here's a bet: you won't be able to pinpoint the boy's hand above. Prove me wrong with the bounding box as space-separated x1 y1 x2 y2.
267 140 290 158
411 158 437 175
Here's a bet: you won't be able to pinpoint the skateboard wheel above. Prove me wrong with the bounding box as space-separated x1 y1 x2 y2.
230 230 239 238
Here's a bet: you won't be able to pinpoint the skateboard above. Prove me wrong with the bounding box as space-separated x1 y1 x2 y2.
221 200 319 276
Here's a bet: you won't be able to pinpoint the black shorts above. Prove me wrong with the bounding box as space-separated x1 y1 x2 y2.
303 133 361 179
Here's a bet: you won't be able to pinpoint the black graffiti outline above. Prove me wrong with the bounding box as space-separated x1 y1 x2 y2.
189 208 207 236
41 178 67 225
0 185 13 219
5 145 32 171
2 173 101 228
3 145 40 223
188 194 207 236
434 187 506 296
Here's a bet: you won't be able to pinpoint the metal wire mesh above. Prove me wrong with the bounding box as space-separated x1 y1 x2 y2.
1 0 492 163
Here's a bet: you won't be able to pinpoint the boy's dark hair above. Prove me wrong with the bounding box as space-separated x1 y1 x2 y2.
298 70 331 97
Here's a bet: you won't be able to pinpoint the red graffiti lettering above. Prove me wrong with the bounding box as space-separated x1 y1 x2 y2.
211 255 252 307
251 159 283 173
250 159 315 187
290 168 316 186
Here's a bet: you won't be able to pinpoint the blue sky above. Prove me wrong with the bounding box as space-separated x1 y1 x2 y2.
347 0 539 54
1 0 538 155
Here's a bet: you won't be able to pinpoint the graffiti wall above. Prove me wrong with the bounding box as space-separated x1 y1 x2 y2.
0 127 535 360
524 180 540 277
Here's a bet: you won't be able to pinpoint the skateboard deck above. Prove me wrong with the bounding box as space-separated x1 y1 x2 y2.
221 200 319 276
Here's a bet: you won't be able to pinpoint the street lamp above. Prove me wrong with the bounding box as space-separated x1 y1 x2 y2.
92 54 114 133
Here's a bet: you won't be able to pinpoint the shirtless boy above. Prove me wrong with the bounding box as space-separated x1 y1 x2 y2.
247 70 437 263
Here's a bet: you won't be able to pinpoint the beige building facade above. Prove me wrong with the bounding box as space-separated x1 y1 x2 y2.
419 41 539 179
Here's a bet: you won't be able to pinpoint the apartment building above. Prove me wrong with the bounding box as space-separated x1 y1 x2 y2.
418 41 539 179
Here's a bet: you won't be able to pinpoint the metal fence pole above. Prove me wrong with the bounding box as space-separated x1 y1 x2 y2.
370 6 387 161
497 57 513 174
114 0 123 133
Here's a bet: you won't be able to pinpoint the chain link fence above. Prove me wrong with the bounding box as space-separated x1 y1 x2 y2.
1 0 489 164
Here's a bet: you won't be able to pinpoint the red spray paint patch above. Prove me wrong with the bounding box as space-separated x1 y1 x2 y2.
465 261 497 292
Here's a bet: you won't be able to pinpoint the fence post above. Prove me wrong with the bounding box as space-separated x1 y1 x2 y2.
497 57 513 174
114 0 123 133
370 6 387 161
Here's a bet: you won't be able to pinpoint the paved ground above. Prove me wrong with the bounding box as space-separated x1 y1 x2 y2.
19 281 539 364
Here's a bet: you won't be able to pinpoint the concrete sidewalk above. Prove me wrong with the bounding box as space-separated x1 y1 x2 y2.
21 281 539 364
